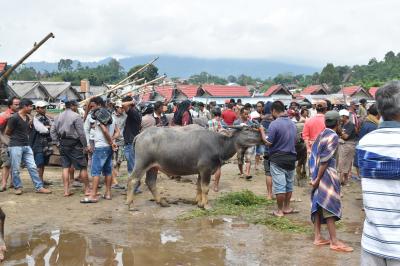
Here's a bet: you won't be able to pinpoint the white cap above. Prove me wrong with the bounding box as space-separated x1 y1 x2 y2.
115 100 123 108
339 109 350 117
35 100 49 108
250 111 260 119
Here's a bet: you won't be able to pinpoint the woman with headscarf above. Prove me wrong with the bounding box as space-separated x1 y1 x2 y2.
173 100 193 126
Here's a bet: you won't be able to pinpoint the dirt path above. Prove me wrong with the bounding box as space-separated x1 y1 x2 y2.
0 162 363 265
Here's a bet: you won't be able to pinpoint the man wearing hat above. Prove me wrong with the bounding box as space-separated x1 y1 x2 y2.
337 109 357 185
111 100 127 190
50 100 90 197
309 111 353 252
30 100 53 185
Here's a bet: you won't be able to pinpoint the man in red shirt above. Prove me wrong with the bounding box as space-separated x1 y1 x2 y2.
222 103 237 126
0 97 20 191
302 100 327 153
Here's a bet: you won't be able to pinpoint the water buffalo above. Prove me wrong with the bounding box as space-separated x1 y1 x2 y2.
0 208 5 261
126 126 263 210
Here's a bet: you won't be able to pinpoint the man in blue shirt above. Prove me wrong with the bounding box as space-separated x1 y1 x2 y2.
263 101 297 217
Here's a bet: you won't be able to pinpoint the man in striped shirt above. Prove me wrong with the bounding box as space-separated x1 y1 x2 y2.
357 81 400 264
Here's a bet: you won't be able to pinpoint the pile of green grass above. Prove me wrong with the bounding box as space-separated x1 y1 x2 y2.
178 190 310 234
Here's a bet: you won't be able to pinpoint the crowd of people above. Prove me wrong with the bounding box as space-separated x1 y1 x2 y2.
0 80 399 263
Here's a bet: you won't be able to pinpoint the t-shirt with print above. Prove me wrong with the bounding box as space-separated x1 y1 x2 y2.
7 113 30 147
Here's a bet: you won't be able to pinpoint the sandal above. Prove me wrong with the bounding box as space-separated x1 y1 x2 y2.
313 239 330 246
80 197 98 204
245 175 253 181
102 195 112 200
283 208 300 214
330 245 354 252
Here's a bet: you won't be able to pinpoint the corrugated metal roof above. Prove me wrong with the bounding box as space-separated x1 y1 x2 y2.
41 81 72 98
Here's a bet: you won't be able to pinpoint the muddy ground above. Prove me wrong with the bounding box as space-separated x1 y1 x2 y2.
0 161 363 265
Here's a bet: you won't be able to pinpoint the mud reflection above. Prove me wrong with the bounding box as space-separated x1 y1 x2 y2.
4 228 226 265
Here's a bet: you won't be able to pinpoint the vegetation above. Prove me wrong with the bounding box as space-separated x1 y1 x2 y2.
8 51 400 90
178 190 311 234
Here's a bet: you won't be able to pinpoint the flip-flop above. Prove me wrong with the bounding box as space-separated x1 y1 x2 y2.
330 245 354 252
313 239 330 246
102 195 112 200
0 187 6 192
80 197 98 204
245 176 253 181
283 209 300 214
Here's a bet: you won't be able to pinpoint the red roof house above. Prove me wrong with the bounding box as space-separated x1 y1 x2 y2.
201 85 250 97
155 85 175 101
340 86 371 99
301 84 329 95
263 84 292 97
368 87 379 98
177 85 201 99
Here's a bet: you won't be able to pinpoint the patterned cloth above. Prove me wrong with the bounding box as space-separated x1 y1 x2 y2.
309 128 341 223
356 121 400 260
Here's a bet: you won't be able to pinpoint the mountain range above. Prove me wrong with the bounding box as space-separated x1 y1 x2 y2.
24 55 320 78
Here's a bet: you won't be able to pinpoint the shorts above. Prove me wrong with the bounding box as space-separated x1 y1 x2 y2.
317 206 335 219
34 152 49 167
337 141 356 173
113 145 125 167
270 162 294 194
0 145 10 167
255 145 265 156
263 154 271 176
237 146 255 165
91 146 113 177
59 139 87 170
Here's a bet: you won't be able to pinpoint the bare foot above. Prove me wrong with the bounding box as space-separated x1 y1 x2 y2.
213 185 219 192
64 192 74 197
272 210 284 217
0 243 7 261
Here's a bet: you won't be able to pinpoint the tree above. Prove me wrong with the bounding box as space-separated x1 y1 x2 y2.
319 63 340 85
227 75 237 83
127 64 158 84
384 51 395 62
57 59 73 72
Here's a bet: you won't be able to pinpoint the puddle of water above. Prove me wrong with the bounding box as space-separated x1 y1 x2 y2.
3 229 226 266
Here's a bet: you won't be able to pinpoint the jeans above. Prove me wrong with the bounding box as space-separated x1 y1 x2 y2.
9 146 43 190
124 143 141 193
91 147 113 177
124 143 135 174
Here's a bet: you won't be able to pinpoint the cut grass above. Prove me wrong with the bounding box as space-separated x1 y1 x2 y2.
178 190 311 234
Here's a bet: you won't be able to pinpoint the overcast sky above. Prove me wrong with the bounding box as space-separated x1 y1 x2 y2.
1 0 399 67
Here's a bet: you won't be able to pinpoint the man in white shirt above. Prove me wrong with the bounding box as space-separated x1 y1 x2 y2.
357 81 400 264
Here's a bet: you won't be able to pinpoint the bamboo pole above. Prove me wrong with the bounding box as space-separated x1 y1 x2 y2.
111 75 166 101
79 57 159 105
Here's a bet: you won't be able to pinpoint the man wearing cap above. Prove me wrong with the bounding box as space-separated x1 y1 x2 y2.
309 111 353 252
30 101 53 185
50 100 90 196
337 109 357 185
302 100 327 154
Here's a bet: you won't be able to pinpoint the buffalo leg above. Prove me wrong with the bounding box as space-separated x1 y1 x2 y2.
0 208 5 261
145 168 169 207
195 175 202 204
126 167 146 209
198 170 212 210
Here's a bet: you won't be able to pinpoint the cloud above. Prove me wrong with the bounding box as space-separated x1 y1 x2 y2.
1 0 399 67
